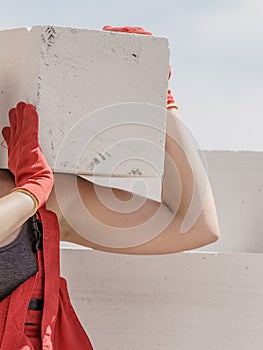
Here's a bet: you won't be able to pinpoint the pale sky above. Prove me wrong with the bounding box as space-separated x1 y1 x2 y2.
1 0 262 150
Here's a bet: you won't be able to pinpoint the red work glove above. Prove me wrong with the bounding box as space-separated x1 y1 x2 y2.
2 102 54 212
103 25 179 110
167 88 178 110
103 25 152 35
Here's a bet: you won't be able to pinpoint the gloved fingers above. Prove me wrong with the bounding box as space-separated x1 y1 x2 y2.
167 89 179 110
167 67 178 108
2 126 10 146
23 104 39 143
15 101 27 139
16 101 27 112
103 25 152 35
168 66 172 80
8 108 18 144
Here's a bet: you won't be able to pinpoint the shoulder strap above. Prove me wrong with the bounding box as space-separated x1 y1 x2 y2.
37 206 61 344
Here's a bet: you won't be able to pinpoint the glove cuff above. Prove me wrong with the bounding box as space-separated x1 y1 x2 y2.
167 103 179 110
11 188 39 216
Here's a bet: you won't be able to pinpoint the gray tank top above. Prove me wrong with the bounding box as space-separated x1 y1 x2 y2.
0 218 38 301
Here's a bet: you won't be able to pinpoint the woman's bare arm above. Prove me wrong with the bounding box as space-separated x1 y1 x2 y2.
0 171 35 245
0 193 35 245
47 108 220 254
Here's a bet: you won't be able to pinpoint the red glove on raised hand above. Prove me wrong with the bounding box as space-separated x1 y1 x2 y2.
103 25 179 110
2 102 54 212
103 25 152 35
167 88 178 110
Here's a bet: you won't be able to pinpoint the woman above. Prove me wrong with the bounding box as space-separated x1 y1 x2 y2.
0 26 220 349
0 102 94 349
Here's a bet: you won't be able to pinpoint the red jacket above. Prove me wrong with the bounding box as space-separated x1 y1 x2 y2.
0 207 94 349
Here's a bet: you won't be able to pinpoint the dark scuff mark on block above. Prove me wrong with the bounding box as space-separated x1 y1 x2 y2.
87 151 112 171
128 168 143 175
41 26 57 48
36 78 41 105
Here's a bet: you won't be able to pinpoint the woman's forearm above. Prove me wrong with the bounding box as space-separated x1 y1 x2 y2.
0 191 35 244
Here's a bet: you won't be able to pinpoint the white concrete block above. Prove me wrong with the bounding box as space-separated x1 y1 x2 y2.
61 248 263 350
0 26 169 179
196 151 263 253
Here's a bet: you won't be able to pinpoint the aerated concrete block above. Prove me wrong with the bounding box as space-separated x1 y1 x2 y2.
0 25 169 200
61 249 263 350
